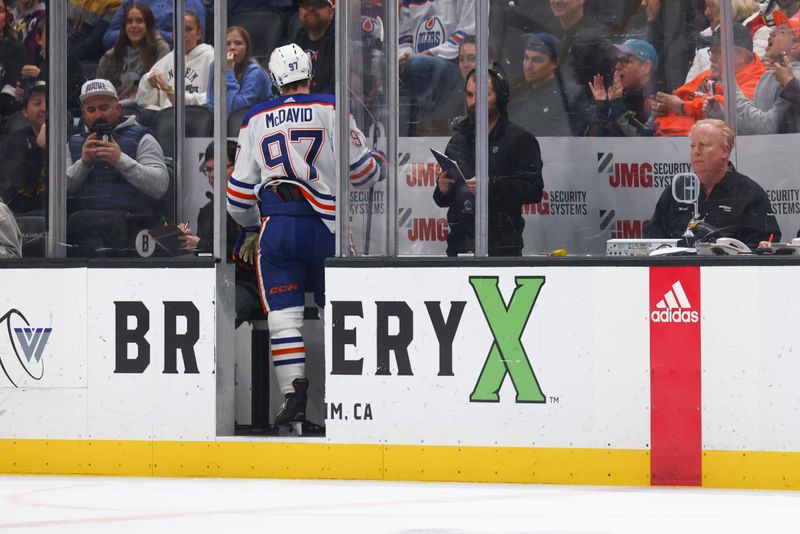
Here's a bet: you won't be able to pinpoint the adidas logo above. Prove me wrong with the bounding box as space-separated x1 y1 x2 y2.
651 281 699 323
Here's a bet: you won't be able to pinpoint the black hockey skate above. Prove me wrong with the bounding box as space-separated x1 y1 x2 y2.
275 378 308 437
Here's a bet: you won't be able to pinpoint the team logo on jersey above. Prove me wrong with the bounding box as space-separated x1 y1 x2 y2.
0 309 52 387
361 15 384 42
414 17 445 53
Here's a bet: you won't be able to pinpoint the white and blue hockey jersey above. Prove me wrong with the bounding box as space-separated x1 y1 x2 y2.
399 0 476 60
227 93 384 233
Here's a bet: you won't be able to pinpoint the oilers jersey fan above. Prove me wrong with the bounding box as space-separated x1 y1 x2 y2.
399 0 476 60
227 44 385 435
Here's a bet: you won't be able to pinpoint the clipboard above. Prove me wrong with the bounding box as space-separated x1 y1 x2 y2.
430 149 466 184
146 224 185 256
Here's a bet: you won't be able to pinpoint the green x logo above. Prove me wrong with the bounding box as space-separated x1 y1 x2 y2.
469 276 546 403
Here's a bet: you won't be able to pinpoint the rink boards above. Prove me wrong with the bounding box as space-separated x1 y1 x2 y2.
3 264 800 489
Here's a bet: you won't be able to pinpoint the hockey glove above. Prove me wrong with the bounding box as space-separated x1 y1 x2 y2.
238 230 259 266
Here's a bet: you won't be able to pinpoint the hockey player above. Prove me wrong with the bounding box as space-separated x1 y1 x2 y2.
227 43 384 434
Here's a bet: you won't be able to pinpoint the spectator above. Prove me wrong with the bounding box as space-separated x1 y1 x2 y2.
643 119 780 249
710 14 800 134
10 0 45 61
0 78 46 216
96 2 169 101
458 35 477 79
103 0 206 51
181 141 238 255
638 0 695 92
654 25 765 136
737 0 771 58
399 0 476 117
136 12 214 110
67 0 122 61
67 79 168 257
774 20 800 109
17 17 85 117
787 0 800 19
508 32 589 136
587 38 658 136
181 140 262 326
0 197 21 258
434 68 544 256
292 0 336 95
207 26 272 113
417 35 477 136
0 0 32 117
686 0 770 82
685 0 720 83
549 0 612 92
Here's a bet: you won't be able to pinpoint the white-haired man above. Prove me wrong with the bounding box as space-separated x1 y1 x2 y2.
227 43 384 434
643 119 780 249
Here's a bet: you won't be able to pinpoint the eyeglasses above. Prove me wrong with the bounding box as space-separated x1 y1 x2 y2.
199 162 233 177
615 55 636 65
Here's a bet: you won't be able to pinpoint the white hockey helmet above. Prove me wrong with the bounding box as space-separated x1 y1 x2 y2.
268 43 313 89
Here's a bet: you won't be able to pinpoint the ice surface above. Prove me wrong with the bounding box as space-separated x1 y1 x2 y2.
0 475 798 533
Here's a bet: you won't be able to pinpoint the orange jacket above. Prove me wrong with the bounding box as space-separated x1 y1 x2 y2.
656 55 765 136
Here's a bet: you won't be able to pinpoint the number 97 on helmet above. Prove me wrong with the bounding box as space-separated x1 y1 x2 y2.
268 43 314 89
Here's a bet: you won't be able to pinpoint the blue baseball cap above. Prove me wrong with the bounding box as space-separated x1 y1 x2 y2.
612 39 659 70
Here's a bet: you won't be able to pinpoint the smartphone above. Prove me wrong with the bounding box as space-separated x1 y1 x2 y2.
90 120 114 142
781 51 789 64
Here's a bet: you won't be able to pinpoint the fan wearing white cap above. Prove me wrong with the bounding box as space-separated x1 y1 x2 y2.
65 78 169 257
226 43 385 435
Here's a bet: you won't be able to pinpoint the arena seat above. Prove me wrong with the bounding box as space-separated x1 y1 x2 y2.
152 106 214 158
227 107 249 136
228 10 285 59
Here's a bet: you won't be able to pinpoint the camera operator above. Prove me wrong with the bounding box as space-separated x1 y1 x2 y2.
433 68 544 256
66 78 168 257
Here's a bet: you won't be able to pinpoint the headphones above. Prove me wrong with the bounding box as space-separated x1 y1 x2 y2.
465 67 510 111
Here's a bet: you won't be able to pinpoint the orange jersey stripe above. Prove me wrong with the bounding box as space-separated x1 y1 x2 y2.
272 346 305 356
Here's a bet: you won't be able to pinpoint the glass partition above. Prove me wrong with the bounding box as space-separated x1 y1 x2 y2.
58 0 186 259
370 0 799 258
3 0 799 262
338 0 391 256
0 0 48 259
728 1 799 247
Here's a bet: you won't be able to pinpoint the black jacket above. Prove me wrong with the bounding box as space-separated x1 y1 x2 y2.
0 37 32 117
588 84 656 137
643 164 781 249
433 113 544 256
508 75 589 137
196 191 242 256
0 123 46 215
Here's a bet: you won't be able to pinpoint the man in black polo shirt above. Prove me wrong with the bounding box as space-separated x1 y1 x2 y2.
643 118 780 250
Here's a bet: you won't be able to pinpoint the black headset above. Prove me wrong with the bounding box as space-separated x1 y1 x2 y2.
465 67 510 112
